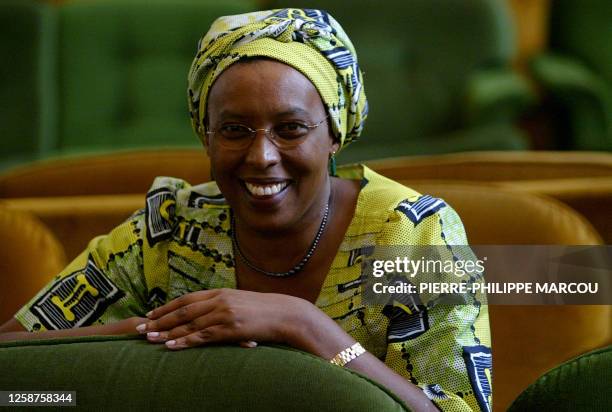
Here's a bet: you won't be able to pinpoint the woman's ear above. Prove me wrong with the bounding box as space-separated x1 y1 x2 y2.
197 129 210 157
328 143 339 176
201 118 211 154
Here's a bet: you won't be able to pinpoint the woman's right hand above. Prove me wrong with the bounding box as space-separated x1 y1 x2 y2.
136 288 314 351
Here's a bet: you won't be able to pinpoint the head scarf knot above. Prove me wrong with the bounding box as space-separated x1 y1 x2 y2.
187 8 368 151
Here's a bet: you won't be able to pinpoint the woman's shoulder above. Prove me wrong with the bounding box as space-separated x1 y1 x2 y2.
342 165 467 245
339 164 425 214
140 177 229 245
361 165 423 207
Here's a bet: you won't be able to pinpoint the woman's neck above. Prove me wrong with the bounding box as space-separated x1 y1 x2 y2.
233 176 361 302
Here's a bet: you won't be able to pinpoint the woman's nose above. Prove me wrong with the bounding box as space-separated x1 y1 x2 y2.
244 131 281 169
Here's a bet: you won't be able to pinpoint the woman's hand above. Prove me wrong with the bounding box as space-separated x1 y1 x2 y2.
136 288 312 350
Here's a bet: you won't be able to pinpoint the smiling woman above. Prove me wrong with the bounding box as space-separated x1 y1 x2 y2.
0 8 490 412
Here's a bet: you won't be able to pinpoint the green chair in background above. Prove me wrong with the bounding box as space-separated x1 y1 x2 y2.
530 0 612 151
0 0 258 169
1 0 533 167
268 0 534 162
0 0 56 169
54 0 257 155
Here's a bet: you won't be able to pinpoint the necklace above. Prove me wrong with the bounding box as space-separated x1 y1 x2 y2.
231 202 330 277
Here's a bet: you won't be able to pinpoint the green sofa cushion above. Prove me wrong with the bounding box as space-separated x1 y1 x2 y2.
0 336 409 411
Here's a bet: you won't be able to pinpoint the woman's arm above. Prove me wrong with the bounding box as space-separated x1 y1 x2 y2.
0 317 147 342
284 300 438 412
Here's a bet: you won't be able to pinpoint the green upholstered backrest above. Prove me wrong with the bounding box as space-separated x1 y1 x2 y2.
0 336 409 411
549 0 612 85
0 0 56 167
269 0 520 161
55 0 256 154
508 345 612 411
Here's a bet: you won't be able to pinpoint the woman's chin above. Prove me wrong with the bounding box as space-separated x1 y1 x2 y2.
236 213 293 235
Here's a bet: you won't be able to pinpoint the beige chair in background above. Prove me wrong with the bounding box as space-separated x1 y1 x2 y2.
499 177 612 243
407 181 609 412
367 151 612 182
0 149 212 260
4 194 143 262
368 151 612 243
0 148 211 197
0 205 67 324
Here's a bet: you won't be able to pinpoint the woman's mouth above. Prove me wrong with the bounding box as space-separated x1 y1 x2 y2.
244 181 290 198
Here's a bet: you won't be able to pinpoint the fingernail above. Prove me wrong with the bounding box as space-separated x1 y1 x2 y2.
146 311 153 318
246 341 258 348
136 323 147 333
166 340 176 347
147 332 160 338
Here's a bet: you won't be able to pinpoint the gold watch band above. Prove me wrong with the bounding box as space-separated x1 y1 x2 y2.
329 342 366 367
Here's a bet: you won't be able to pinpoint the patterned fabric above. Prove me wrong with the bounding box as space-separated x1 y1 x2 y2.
187 8 368 151
16 165 491 412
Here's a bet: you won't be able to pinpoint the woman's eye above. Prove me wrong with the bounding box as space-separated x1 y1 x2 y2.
219 124 250 139
276 122 308 138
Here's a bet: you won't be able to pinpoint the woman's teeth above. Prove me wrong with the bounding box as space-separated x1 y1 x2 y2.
245 181 288 197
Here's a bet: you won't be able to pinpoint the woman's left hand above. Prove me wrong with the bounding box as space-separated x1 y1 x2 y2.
136 288 313 350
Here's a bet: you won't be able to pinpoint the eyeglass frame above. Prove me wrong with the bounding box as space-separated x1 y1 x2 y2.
205 116 329 150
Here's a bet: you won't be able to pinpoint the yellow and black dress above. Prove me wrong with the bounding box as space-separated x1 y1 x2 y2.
16 164 492 412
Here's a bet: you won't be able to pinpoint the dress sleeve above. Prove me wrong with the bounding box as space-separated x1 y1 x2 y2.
14 211 149 332
378 196 493 412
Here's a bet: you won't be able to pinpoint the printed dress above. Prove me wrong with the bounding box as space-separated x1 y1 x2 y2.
16 164 492 412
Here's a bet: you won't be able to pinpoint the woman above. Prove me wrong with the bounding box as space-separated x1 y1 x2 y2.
0 9 491 412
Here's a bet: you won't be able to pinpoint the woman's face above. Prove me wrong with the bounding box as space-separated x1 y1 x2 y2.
206 59 338 233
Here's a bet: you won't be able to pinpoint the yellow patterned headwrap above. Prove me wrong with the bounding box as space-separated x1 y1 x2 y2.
187 8 368 151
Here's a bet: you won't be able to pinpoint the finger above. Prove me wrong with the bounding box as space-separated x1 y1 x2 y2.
165 325 230 350
145 331 169 343
146 289 220 320
138 299 216 333
165 312 227 340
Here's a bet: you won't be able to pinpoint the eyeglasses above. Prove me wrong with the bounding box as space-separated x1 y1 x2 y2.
206 117 328 150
